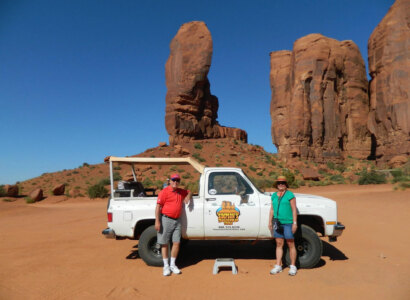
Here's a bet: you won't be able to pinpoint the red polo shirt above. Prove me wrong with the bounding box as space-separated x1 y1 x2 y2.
157 186 189 219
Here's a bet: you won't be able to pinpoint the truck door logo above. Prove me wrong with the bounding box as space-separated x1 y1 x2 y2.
216 201 240 225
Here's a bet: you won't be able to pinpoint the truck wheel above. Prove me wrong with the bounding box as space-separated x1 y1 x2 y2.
138 225 163 266
285 224 322 269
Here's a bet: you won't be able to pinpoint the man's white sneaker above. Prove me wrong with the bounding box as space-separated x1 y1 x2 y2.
163 266 171 276
288 265 297 276
170 265 181 274
270 265 282 274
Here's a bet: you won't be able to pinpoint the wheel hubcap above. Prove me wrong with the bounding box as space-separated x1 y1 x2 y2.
297 239 310 257
149 239 161 257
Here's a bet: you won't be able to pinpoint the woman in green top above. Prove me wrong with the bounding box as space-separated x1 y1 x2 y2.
268 176 298 276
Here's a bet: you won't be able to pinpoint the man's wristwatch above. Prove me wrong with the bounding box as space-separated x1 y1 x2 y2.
293 222 297 225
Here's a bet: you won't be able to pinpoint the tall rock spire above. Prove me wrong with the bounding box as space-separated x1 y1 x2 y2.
165 21 247 145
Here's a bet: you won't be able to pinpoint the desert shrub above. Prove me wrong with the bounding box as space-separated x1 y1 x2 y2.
249 165 257 172
0 185 5 197
87 184 108 199
182 173 192 179
326 162 335 170
99 178 111 186
308 180 332 187
250 177 275 190
113 166 122 170
256 172 263 176
297 180 306 186
216 163 222 167
358 169 386 185
151 170 157 175
192 153 206 162
142 178 154 187
283 169 299 188
186 181 199 194
82 162 90 167
233 139 238 145
335 164 346 173
25 197 35 204
170 165 177 171
153 180 164 189
113 172 122 181
390 169 410 183
2 198 15 202
395 182 410 190
194 143 203 150
329 174 345 184
72 170 79 174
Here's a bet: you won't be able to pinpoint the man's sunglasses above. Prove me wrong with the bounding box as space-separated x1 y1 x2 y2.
171 178 180 182
277 181 287 185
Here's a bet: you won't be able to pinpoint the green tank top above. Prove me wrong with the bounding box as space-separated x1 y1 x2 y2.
271 190 295 224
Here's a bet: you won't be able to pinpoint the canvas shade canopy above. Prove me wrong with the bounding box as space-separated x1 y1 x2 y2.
107 156 205 174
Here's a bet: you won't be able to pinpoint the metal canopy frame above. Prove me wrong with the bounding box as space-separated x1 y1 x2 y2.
107 156 205 199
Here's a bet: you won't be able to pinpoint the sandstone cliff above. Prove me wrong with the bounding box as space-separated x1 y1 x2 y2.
367 0 410 161
270 34 371 162
165 21 247 145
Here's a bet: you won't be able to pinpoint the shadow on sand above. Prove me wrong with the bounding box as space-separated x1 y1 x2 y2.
126 239 348 269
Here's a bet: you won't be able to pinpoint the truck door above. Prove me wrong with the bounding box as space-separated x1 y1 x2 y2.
203 171 260 238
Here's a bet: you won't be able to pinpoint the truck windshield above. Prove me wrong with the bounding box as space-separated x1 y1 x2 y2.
242 170 263 193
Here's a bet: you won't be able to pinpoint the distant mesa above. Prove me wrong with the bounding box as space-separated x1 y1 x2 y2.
367 0 410 161
270 34 371 163
165 21 247 145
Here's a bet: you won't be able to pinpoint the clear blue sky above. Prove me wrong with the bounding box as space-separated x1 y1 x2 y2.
0 0 394 184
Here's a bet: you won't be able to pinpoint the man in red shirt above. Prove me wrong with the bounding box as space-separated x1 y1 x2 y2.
155 173 192 276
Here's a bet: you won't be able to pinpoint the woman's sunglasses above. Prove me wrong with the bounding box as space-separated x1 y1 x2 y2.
277 181 286 185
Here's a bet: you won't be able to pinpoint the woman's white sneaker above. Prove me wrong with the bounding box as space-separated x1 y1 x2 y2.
170 265 181 274
270 265 282 274
288 265 297 276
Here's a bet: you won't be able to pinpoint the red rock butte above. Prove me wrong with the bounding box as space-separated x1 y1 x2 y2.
165 21 247 145
270 34 371 162
367 0 410 161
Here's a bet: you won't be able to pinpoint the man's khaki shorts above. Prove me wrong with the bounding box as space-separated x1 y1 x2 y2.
157 215 181 244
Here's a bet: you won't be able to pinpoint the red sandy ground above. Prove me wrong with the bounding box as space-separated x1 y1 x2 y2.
0 184 409 299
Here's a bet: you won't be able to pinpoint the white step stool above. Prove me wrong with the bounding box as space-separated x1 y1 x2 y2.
213 258 237 275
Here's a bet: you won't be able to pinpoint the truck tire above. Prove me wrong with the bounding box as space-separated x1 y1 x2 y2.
138 225 164 266
285 224 322 269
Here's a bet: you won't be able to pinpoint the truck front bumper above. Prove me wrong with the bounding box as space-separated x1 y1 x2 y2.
329 222 345 242
102 228 116 239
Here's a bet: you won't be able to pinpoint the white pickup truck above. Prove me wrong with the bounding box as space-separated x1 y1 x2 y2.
102 156 345 268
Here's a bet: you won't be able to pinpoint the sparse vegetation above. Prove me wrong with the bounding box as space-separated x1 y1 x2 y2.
3 198 15 202
192 153 206 162
194 143 203 150
99 178 111 186
282 169 299 188
0 185 5 197
358 169 386 185
113 172 122 181
87 183 108 199
182 173 192 179
329 174 345 184
25 197 35 204
186 181 199 194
